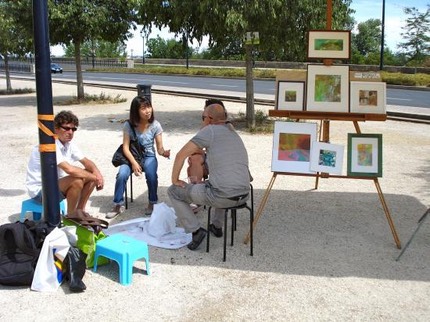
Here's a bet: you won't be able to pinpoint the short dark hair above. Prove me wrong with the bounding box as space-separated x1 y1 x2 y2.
129 96 154 126
204 98 226 118
54 110 79 128
204 98 224 108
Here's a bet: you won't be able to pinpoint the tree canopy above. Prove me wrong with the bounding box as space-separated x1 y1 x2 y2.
137 0 354 62
398 5 430 66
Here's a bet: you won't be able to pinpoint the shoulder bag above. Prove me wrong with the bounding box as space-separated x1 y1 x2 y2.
112 121 144 167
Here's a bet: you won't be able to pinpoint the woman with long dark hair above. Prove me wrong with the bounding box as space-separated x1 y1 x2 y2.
107 96 170 218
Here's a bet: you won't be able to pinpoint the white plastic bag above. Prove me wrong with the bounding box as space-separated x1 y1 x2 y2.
147 202 177 239
31 227 70 292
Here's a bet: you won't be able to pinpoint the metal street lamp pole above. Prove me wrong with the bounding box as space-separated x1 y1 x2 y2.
380 0 386 70
140 28 145 64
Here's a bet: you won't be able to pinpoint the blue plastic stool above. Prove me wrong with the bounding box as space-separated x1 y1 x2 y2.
93 233 150 286
20 198 67 222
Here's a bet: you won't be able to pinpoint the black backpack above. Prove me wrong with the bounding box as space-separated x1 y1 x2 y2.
0 220 52 286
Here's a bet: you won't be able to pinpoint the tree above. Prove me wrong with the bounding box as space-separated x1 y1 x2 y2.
64 40 127 59
137 0 353 128
47 0 137 99
0 1 33 92
352 19 381 57
146 36 191 59
398 5 430 66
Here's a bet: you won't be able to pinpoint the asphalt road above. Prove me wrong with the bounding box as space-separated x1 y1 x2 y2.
50 71 430 109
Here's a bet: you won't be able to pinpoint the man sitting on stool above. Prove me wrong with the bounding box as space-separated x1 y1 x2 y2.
168 102 250 250
26 110 104 213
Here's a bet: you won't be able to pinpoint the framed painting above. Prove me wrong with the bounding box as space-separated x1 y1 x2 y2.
271 121 317 174
276 81 305 111
306 64 349 113
307 30 351 60
310 142 344 175
350 81 386 114
347 133 383 177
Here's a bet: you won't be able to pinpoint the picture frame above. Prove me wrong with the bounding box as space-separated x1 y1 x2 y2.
347 133 383 177
276 81 305 111
271 121 317 174
306 65 349 113
307 30 351 60
350 81 386 114
310 142 344 175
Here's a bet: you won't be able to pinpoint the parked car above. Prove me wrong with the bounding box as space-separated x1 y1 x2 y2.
51 63 63 73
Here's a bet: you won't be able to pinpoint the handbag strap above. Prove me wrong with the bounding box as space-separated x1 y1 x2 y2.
127 120 144 156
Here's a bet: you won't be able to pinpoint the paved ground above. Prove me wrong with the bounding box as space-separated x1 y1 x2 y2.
0 79 429 321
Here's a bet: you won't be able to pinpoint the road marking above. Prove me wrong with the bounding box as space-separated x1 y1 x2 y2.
389 97 410 101
212 84 238 88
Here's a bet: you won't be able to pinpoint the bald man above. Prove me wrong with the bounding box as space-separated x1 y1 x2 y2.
168 103 250 250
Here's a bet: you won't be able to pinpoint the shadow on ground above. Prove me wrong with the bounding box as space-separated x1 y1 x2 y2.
84 187 430 283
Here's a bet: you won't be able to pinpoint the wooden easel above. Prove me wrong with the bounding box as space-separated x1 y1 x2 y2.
243 116 401 249
243 0 401 249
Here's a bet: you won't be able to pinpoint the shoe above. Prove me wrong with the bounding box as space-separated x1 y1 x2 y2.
187 228 207 250
208 223 223 238
106 204 125 219
145 204 154 216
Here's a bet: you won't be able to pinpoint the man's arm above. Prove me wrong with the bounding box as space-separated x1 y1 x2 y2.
80 158 104 190
171 141 201 187
58 158 104 190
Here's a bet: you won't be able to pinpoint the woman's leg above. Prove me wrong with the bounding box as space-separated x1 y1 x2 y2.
113 164 131 205
143 155 158 204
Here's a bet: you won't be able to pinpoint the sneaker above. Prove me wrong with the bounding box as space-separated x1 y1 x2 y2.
144 204 154 216
208 223 223 238
106 204 125 219
187 228 207 250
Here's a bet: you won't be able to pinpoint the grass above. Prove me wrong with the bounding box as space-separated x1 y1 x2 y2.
94 64 430 87
55 92 127 105
0 88 35 95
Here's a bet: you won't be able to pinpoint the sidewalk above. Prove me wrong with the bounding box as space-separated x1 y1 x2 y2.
0 80 429 321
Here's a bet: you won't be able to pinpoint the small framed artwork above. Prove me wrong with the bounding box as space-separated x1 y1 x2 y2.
350 81 386 114
271 121 317 174
307 30 351 60
276 81 305 111
306 64 349 113
347 133 383 177
310 142 344 175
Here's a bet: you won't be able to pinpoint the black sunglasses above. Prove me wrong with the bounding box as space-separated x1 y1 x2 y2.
60 125 78 132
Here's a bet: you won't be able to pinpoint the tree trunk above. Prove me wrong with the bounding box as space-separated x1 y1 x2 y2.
245 45 255 129
4 55 12 92
74 41 85 100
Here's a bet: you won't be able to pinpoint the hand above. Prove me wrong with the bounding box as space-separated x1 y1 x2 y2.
173 179 187 188
95 175 104 191
162 149 171 159
132 163 142 176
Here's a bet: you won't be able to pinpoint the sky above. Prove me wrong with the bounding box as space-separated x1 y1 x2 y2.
50 1 429 57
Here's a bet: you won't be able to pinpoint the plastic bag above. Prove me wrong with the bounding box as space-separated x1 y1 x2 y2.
64 246 87 293
31 227 70 292
147 203 177 239
63 218 109 268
